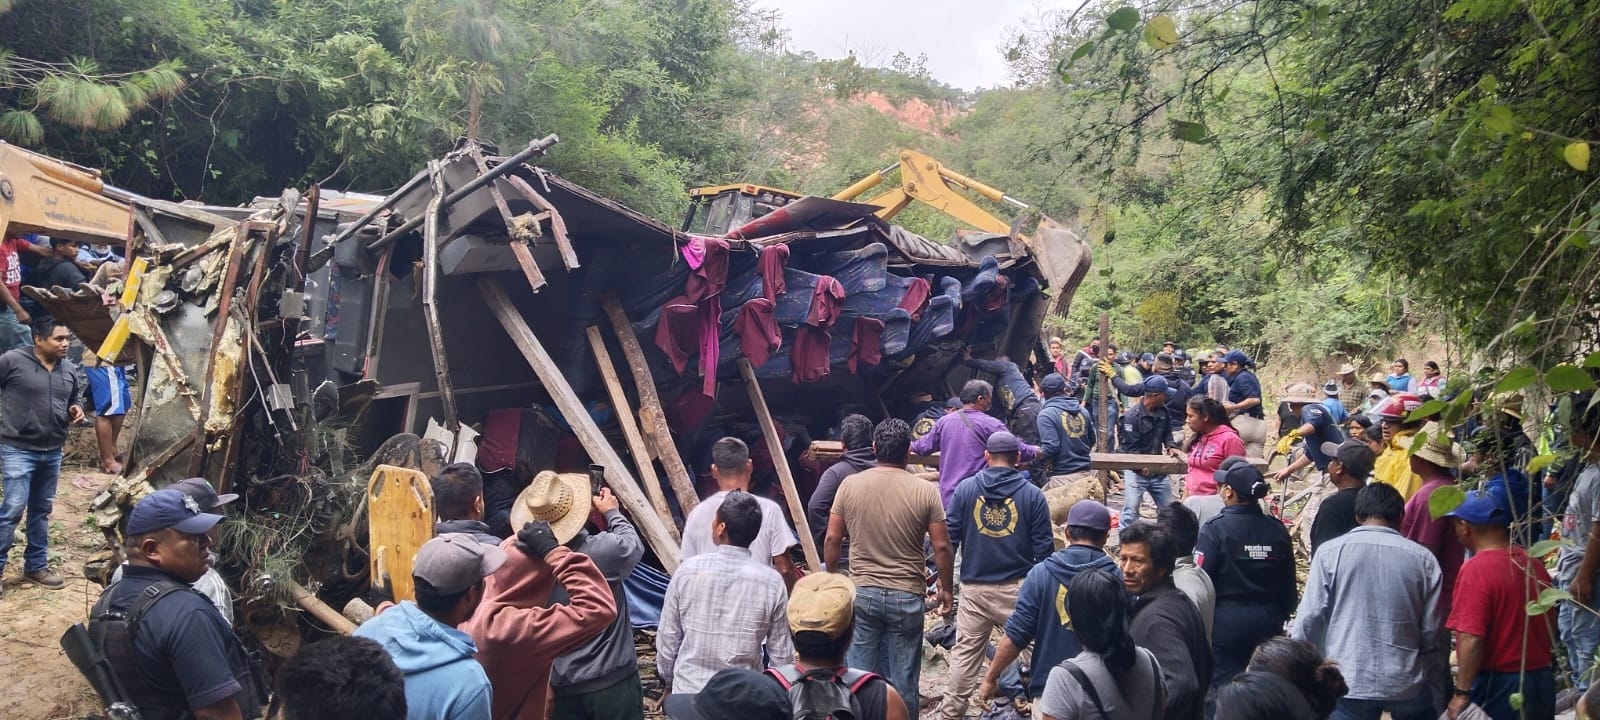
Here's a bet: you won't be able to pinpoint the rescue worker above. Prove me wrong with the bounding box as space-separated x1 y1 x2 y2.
1035 373 1095 483
1220 350 1267 458
964 349 1042 445
1114 375 1176 529
1272 387 1347 483
1195 460 1297 692
1372 393 1427 500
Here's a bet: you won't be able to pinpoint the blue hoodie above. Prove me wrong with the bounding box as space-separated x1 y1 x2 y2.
1037 395 1095 474
1004 543 1121 698
354 601 492 720
946 466 1053 584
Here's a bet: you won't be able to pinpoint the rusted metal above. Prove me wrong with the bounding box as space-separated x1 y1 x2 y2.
420 163 458 429
502 174 578 270
366 135 560 252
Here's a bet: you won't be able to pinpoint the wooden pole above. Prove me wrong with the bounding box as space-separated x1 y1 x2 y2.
738 357 823 571
1096 313 1111 452
586 325 680 541
288 581 358 634
479 278 681 571
599 294 700 516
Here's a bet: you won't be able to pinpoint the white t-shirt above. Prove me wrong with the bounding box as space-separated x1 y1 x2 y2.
1558 464 1600 584
679 490 799 565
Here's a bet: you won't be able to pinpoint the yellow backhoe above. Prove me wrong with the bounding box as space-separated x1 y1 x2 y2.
0 141 131 245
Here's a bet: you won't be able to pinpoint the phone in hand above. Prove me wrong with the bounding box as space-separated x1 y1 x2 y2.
588 464 605 496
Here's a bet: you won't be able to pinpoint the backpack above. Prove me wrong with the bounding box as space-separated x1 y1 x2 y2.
65 579 194 720
765 665 881 720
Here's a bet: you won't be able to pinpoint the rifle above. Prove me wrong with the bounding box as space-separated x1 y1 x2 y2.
60 623 143 720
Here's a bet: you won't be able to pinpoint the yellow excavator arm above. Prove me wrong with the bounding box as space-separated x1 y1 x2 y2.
0 141 130 244
831 150 1030 237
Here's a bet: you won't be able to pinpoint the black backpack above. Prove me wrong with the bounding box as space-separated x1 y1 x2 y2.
61 579 194 720
765 665 881 720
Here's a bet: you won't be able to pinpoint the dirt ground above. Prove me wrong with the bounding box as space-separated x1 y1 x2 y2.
0 464 113 720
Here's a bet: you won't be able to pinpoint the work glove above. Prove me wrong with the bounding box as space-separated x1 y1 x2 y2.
1275 430 1300 456
1097 360 1115 378
516 521 561 559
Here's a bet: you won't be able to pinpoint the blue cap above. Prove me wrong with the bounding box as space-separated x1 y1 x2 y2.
127 488 225 536
1040 373 1069 395
986 431 1021 453
1140 353 1156 363
1066 501 1111 530
1141 375 1171 396
1223 350 1253 367
1444 490 1510 526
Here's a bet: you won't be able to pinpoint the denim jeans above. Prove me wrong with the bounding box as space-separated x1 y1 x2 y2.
1120 470 1172 528
849 586 926 712
1331 693 1435 720
0 445 63 574
0 308 28 352
1559 576 1600 691
1470 667 1554 720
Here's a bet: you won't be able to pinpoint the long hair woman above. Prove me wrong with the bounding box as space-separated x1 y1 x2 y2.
1247 637 1349 719
1182 396 1244 497
1035 569 1166 720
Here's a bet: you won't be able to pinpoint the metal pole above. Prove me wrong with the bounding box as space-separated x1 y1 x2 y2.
365 134 560 252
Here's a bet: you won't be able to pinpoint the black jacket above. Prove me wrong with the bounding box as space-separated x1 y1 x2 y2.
1194 503 1297 618
1116 402 1173 457
807 447 877 550
1130 580 1212 720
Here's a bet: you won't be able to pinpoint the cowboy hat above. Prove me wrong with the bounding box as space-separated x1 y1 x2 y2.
508 471 593 543
1401 422 1463 469
1281 382 1321 405
1337 363 1357 376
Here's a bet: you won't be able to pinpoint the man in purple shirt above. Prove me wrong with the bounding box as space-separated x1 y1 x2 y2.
912 379 1040 506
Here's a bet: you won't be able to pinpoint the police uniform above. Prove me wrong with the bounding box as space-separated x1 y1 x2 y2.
1194 486 1297 690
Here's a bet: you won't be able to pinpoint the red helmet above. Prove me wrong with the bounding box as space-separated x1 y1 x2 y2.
1375 392 1424 420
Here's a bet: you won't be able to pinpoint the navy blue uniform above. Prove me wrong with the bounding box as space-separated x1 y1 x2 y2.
966 358 1037 419
1227 369 1265 418
1297 403 1346 470
946 466 1054 583
1116 403 1173 456
1036 396 1095 474
1194 503 1297 690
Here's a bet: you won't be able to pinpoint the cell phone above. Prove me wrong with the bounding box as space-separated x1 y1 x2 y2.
588 464 606 496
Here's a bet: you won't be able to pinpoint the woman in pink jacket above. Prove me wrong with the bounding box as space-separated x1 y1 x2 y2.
1180 396 1245 496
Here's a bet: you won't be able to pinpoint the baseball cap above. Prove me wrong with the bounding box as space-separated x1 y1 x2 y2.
945 396 963 410
986 431 1021 453
171 477 239 512
127 488 225 536
1140 352 1155 363
1173 349 1189 362
1040 373 1068 395
663 669 792 720
788 572 855 640
1066 501 1111 531
1444 490 1510 526
1220 463 1268 499
1141 375 1171 397
1321 439 1376 480
412 533 507 595
1223 350 1252 367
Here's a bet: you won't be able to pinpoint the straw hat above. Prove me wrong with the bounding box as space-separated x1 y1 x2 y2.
508 471 593 543
1281 382 1321 405
1401 422 1463 469
1337 363 1357 376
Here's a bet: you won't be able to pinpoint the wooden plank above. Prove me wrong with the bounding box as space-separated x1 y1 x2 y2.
586 324 680 541
1096 313 1111 453
368 464 434 602
480 278 681 571
503 174 579 270
738 357 822 571
599 294 700 517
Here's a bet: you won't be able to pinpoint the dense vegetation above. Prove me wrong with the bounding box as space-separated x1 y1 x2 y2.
2 0 1595 380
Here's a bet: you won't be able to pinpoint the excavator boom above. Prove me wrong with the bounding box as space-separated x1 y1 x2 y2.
831 150 1029 236
0 141 130 244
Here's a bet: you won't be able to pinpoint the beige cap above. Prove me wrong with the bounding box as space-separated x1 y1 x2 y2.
508 471 593 544
412 533 507 594
787 572 856 640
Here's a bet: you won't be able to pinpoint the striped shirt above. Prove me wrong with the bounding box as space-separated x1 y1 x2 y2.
656 545 793 693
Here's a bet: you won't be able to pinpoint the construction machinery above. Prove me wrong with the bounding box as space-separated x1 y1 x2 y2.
0 141 130 244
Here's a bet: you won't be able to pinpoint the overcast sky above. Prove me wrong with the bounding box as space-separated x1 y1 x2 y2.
752 0 1041 90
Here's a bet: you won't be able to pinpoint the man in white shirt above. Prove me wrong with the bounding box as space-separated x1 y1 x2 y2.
679 437 799 588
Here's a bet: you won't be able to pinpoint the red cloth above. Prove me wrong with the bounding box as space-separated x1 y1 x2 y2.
476 408 523 474
806 276 845 328
1401 476 1467 618
464 542 618 720
683 236 729 303
849 317 884 372
735 297 781 367
696 296 721 397
1446 546 1554 672
898 276 930 321
0 236 21 299
791 326 832 383
654 298 701 374
759 244 789 303
982 274 1011 312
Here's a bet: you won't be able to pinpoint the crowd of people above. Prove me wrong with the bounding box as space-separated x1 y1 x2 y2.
42 326 1600 720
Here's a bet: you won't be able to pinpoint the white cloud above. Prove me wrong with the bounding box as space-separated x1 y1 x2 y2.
752 0 1039 90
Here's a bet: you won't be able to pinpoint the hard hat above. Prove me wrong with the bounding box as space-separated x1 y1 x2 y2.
1374 392 1425 421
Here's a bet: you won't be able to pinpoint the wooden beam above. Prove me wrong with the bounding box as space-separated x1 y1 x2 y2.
1096 313 1111 453
479 278 681 571
738 357 822 571
586 325 680 541
599 294 700 517
503 175 578 270
909 450 1268 476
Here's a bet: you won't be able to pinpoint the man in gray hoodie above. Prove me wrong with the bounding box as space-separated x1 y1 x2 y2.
807 414 876 557
549 487 646 719
0 317 82 594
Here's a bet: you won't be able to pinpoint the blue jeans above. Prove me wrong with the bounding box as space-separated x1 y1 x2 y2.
1470 668 1554 720
1120 471 1172 528
1331 693 1435 720
0 445 63 574
850 586 925 712
0 308 28 351
1559 576 1600 691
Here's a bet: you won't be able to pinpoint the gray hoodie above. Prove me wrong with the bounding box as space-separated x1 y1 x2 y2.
549 509 645 695
0 347 81 451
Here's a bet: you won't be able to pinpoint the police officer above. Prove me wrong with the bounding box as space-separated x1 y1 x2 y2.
964 350 1042 444
97 488 265 718
1115 376 1176 528
1194 460 1297 692
1035 373 1095 482
1221 350 1267 457
1273 388 1346 483
913 396 960 442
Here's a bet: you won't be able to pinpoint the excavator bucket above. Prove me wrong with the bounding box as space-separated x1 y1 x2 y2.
1028 216 1092 315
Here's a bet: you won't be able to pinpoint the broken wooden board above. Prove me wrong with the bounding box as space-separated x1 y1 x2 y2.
368 464 434 602
739 357 822 571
